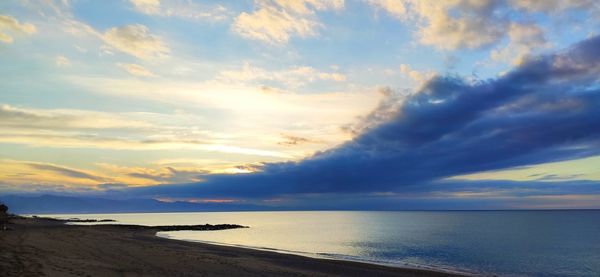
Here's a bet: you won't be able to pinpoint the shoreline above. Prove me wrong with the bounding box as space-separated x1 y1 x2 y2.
155 232 477 276
0 216 472 276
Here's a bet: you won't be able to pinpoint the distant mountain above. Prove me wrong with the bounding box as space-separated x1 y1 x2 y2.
0 194 272 214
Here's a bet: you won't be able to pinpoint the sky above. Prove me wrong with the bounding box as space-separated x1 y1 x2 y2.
1 0 600 210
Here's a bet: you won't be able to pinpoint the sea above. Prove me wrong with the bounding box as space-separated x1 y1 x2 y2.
42 210 600 277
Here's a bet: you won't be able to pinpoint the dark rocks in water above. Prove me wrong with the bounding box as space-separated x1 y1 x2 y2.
90 223 249 232
26 216 116 223
35 216 247 231
152 224 248 231
65 218 117 223
75 219 246 230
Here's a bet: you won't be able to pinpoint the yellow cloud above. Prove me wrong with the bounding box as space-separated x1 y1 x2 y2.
103 24 169 59
398 64 435 85
367 1 506 50
0 14 36 43
412 1 505 50
0 160 108 188
0 159 264 191
0 104 295 158
118 63 157 77
55 55 71 67
129 0 161 15
233 0 344 44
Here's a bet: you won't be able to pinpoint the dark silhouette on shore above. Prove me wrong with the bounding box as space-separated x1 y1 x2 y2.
0 203 9 230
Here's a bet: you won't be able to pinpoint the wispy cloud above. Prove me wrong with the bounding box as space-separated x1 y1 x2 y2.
55 55 71 67
0 14 36 43
129 0 231 21
129 0 161 14
27 163 108 183
0 104 293 158
510 0 599 13
398 64 436 85
0 104 152 130
0 158 263 190
278 134 323 146
218 63 346 87
63 76 380 154
233 0 344 44
102 24 170 59
118 63 157 77
0 160 109 188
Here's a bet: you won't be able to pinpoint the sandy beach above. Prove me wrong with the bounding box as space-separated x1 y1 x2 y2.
0 217 469 277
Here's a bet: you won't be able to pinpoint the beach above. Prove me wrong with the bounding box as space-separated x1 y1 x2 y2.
0 217 467 277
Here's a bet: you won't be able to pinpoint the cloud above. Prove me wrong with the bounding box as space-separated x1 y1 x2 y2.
233 6 317 44
367 0 407 18
0 160 110 188
278 134 323 146
0 14 36 43
7 3 169 60
129 0 161 14
0 158 263 190
57 75 381 159
0 104 292 158
415 1 506 50
491 23 549 65
0 129 291 158
96 163 208 184
120 34 600 200
27 163 108 183
55 55 71 67
341 87 406 136
218 63 347 87
129 0 230 21
368 1 506 50
102 24 169 59
118 63 157 77
232 0 344 44
318 72 346 81
0 104 152 130
268 0 344 14
366 1 599 51
398 63 435 85
510 0 599 13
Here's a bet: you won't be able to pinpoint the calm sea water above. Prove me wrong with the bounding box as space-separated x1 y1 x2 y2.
44 211 600 276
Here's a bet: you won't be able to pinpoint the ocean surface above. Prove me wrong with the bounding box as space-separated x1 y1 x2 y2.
43 210 600 276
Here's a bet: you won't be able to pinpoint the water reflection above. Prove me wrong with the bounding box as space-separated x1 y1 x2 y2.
46 211 600 276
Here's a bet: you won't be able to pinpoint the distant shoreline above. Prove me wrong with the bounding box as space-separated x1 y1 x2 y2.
1 216 470 277
22 208 600 216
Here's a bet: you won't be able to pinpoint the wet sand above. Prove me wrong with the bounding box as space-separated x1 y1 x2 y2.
0 217 469 277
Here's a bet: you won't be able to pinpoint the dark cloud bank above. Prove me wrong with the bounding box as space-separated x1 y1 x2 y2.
108 35 600 209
